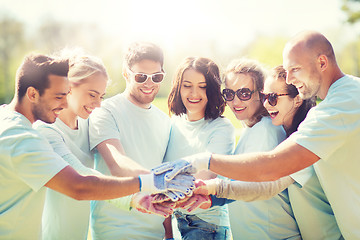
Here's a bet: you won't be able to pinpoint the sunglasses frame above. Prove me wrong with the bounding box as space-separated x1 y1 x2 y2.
261 92 291 106
126 67 165 84
222 88 256 102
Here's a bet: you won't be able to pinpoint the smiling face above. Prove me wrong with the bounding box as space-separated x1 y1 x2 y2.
225 72 262 125
180 68 208 121
125 59 162 108
32 74 69 123
67 72 107 119
263 76 300 130
283 44 322 100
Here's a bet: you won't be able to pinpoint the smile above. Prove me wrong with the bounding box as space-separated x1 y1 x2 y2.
234 107 246 112
268 110 279 119
187 98 201 103
141 89 154 94
84 106 94 114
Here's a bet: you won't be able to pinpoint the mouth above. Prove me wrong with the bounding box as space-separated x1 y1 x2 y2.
141 88 154 95
234 106 246 113
53 109 62 117
84 106 94 114
268 110 279 119
187 98 201 104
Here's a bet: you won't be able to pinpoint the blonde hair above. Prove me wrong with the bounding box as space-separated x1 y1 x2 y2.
58 48 108 86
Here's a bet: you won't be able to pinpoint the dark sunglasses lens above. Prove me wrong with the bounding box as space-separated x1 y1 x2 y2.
134 74 148 83
237 88 252 101
222 89 235 101
152 74 164 83
268 94 278 106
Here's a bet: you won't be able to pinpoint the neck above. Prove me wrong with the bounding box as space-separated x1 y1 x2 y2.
59 108 78 129
319 65 345 100
8 97 36 123
186 112 204 122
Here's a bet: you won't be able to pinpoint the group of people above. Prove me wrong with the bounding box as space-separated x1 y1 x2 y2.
0 30 359 240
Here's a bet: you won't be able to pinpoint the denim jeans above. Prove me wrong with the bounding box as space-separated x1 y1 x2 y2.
174 211 232 240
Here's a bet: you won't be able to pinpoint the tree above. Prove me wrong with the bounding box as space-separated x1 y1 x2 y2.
342 0 360 24
0 14 25 104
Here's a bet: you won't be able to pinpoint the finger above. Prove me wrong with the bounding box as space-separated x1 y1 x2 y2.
164 191 181 201
193 186 209 195
152 162 172 174
148 204 173 217
186 196 209 212
164 161 190 180
166 183 192 195
177 196 198 209
151 193 169 203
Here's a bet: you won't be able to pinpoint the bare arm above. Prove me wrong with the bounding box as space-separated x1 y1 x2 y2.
96 139 149 177
45 165 140 201
210 139 319 182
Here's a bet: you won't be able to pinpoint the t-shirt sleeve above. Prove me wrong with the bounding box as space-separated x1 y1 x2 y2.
289 89 360 160
10 129 68 192
89 106 120 151
206 118 235 155
36 125 72 157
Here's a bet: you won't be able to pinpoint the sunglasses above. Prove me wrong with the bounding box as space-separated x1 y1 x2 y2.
127 67 165 83
222 88 256 101
260 92 291 106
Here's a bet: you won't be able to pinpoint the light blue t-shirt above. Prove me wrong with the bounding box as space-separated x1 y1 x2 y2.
163 114 235 226
0 106 68 240
289 75 360 239
230 116 301 240
36 118 96 240
289 166 343 239
89 93 171 240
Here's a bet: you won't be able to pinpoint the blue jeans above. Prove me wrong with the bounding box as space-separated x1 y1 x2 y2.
174 211 231 240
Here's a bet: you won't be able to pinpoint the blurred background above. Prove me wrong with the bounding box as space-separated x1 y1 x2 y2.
1 0 360 104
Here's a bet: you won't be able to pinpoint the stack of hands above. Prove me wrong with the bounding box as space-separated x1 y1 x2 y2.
135 154 213 217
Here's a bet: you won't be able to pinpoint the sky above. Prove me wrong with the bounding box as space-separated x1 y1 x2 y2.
0 0 355 54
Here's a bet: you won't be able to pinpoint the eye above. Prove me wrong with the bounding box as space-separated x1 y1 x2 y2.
292 67 299 72
90 94 96 98
183 84 191 88
56 97 63 100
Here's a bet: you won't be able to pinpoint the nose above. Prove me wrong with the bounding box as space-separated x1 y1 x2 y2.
286 72 293 85
61 97 68 109
94 98 101 108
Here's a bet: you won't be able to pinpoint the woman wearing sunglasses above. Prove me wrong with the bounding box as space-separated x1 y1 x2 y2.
196 65 341 239
220 58 301 239
163 57 235 240
262 66 341 239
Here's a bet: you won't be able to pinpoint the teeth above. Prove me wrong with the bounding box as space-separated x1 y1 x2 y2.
142 89 153 94
54 110 61 115
84 106 93 113
234 107 245 111
188 99 200 103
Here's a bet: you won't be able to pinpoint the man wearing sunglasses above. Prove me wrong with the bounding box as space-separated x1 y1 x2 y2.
164 31 360 239
88 42 173 239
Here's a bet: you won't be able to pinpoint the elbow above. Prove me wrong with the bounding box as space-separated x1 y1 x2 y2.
66 175 97 201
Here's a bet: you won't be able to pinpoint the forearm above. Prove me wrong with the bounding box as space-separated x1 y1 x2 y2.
97 140 149 177
209 140 319 182
215 177 294 201
46 166 140 201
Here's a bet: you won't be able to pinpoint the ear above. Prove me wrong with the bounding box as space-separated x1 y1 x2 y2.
26 87 39 103
294 95 303 108
318 55 328 72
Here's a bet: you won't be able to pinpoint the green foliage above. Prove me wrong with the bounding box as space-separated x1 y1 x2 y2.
342 0 360 24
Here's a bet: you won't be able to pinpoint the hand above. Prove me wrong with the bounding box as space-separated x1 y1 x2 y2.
139 172 195 195
193 178 219 196
152 152 211 181
174 194 212 212
152 190 187 203
131 193 175 218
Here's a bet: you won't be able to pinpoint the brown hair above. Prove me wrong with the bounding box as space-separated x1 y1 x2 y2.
124 42 164 71
225 58 268 126
168 57 225 120
15 53 69 100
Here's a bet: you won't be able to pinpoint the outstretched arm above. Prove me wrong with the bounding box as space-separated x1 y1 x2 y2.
96 139 149 177
210 139 319 182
